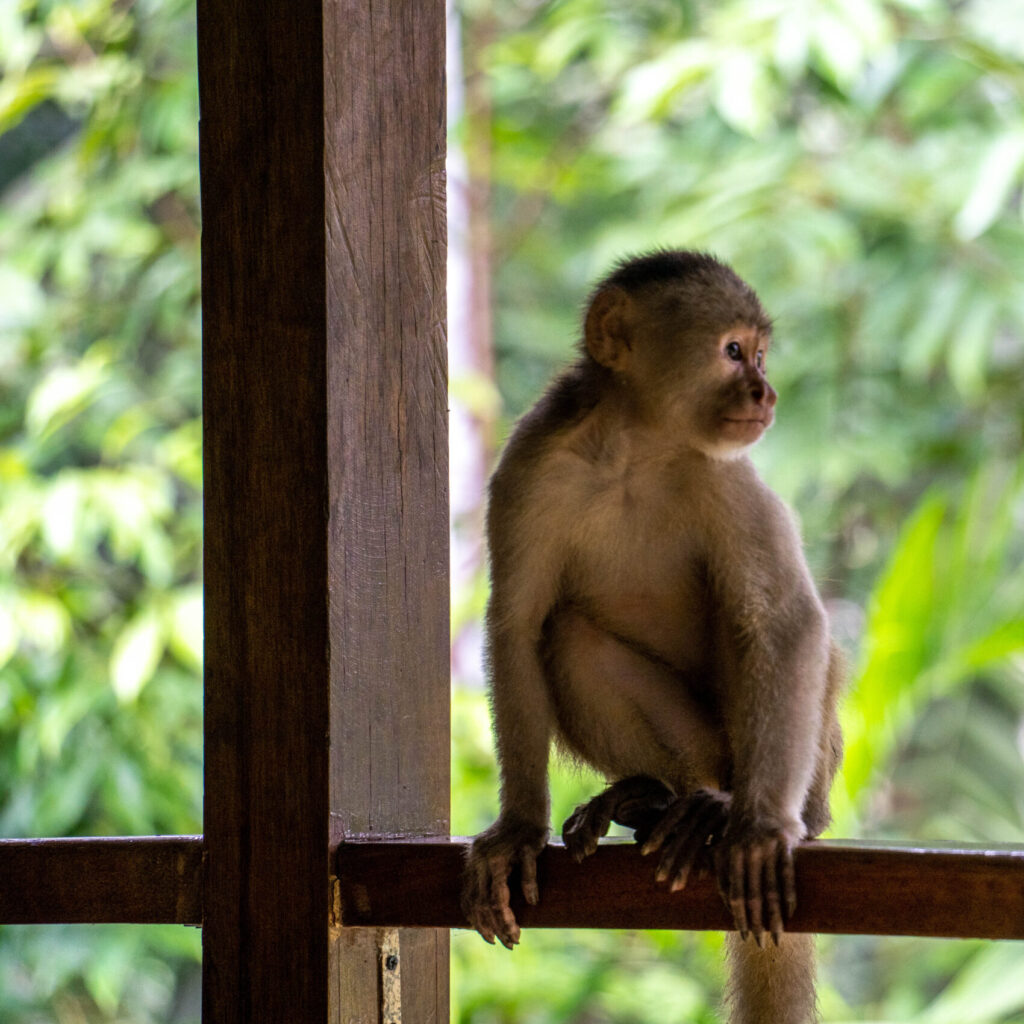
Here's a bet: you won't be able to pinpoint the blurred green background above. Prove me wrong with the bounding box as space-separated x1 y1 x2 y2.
1 0 1022 1020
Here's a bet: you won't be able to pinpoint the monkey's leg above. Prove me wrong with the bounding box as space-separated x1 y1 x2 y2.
562 775 673 862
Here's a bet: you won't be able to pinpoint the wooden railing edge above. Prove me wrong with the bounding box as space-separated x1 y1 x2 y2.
335 836 1024 940
0 835 203 925
4 834 1022 939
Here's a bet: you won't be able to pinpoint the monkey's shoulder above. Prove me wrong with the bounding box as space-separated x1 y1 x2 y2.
492 367 601 476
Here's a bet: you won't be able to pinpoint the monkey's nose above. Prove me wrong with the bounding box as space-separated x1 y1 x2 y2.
750 378 777 407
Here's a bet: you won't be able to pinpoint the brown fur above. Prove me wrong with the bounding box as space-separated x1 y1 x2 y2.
463 251 842 1024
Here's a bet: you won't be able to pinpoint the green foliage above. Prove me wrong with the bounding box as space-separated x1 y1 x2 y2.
454 0 1024 1020
0 0 201 1018
2 0 1023 1019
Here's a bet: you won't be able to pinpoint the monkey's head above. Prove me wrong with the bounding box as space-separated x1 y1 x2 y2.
582 250 777 459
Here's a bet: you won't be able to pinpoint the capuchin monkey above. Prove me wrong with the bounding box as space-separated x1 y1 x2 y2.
462 250 844 1024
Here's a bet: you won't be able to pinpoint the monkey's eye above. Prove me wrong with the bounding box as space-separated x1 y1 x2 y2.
755 351 765 369
725 340 743 361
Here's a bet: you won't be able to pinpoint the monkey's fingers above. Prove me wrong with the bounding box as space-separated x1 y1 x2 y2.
520 846 540 906
642 788 727 857
561 795 614 862
764 841 785 946
655 798 728 891
781 842 797 920
640 797 694 856
726 843 750 940
609 777 674 839
462 858 499 945
486 854 521 949
744 844 765 947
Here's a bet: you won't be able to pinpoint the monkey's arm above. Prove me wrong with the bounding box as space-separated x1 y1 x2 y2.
462 467 565 948
715 501 831 944
462 609 554 948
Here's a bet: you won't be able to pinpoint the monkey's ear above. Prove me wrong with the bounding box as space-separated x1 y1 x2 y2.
584 287 633 371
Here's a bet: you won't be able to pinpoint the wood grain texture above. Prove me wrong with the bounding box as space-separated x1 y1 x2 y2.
324 0 449 845
0 837 202 925
324 1 449 1021
337 838 1024 940
199 0 447 1018
198 0 331 1016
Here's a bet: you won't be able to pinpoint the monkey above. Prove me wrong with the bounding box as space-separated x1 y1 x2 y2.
462 250 844 1024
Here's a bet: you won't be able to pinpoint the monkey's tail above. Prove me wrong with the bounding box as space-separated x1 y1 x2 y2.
724 931 818 1024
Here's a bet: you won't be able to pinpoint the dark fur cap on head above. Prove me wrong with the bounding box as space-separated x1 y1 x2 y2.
589 249 772 336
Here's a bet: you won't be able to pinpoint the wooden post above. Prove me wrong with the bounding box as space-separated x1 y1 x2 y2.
198 0 448 1019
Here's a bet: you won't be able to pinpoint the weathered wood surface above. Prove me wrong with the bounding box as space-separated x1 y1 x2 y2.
4 834 1021 941
0 836 202 924
198 0 447 1018
337 838 1024 940
324 1 449 1020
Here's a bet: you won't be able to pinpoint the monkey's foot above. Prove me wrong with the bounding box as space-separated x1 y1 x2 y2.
640 787 731 893
715 826 798 947
462 819 548 949
561 776 674 862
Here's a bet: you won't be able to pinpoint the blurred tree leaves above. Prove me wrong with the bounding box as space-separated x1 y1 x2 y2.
1 0 1023 1020
0 0 201 1019
452 0 1024 1020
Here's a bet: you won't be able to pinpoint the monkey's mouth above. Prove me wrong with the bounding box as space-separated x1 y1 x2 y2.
722 417 771 428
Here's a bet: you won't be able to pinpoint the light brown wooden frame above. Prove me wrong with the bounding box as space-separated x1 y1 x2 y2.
2 2 1024 1022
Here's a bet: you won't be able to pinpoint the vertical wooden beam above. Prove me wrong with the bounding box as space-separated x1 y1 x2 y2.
198 0 448 1018
325 2 449 1020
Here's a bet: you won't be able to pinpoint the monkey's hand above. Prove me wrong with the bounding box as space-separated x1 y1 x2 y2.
714 820 799 947
562 775 674 862
462 818 549 949
638 787 731 893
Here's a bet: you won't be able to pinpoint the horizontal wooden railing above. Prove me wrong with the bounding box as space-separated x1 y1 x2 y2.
3 835 1024 939
335 838 1024 939
0 836 203 924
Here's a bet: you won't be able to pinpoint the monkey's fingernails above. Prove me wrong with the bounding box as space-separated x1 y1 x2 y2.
771 927 782 947
523 882 539 906
753 930 764 949
668 864 692 892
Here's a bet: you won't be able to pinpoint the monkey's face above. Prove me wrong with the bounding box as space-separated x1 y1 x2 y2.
701 323 776 455
584 283 777 459
657 322 776 460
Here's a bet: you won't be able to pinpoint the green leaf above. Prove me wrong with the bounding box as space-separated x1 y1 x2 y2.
919 943 1024 1023
0 597 17 669
166 587 202 671
954 130 1024 241
946 295 998 399
0 65 60 133
110 610 164 703
24 344 112 441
